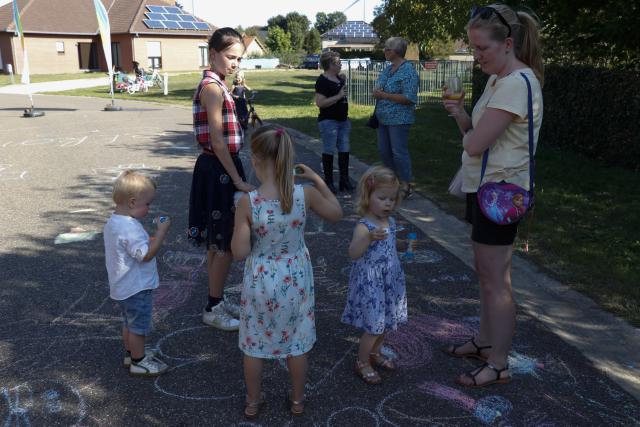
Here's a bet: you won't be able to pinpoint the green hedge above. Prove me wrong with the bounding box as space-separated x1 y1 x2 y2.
472 64 640 171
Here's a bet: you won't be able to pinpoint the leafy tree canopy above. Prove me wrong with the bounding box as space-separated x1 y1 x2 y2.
372 0 640 68
315 11 348 34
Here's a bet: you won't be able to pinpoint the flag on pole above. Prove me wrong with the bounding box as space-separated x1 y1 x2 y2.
93 0 114 97
12 0 31 95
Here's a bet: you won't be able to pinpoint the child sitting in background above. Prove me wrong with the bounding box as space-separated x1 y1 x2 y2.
231 125 342 418
341 165 408 385
103 170 171 376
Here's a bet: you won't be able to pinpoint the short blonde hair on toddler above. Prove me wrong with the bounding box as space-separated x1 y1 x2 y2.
112 170 156 205
356 165 400 217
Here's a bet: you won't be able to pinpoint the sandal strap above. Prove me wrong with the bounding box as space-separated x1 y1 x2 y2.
467 362 509 385
470 337 492 353
486 363 509 380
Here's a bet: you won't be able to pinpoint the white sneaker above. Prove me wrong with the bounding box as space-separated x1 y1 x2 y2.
123 346 160 368
129 354 169 377
221 300 241 319
202 303 240 331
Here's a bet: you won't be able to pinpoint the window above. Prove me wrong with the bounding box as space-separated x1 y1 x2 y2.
146 41 162 69
111 42 121 68
199 44 208 67
56 41 64 53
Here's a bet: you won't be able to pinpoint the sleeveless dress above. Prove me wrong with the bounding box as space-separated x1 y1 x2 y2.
239 185 316 359
341 217 408 334
188 70 246 251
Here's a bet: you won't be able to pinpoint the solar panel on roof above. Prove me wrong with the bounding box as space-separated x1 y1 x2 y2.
178 21 197 29
179 14 196 22
193 22 209 30
143 19 166 29
164 6 182 14
145 12 164 20
163 13 181 21
146 5 166 13
163 20 181 29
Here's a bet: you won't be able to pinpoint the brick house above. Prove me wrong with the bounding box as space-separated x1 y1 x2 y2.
0 0 214 75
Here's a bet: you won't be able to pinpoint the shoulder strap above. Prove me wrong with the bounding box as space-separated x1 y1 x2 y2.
479 72 535 194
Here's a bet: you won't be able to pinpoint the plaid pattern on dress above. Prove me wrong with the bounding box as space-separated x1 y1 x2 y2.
193 70 244 155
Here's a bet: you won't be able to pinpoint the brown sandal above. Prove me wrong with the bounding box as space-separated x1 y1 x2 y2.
369 352 397 371
355 359 382 385
244 392 265 419
442 337 491 361
456 363 511 388
287 391 305 416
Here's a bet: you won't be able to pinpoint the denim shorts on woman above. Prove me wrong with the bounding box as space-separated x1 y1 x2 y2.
117 289 153 335
466 193 519 246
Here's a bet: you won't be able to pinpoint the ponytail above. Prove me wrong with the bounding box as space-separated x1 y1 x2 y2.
275 130 294 214
250 125 295 214
516 11 544 87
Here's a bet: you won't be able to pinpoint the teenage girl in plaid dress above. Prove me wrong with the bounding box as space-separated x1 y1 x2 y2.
189 28 255 331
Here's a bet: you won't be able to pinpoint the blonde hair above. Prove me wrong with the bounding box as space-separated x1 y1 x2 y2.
356 165 400 217
467 4 544 86
320 51 340 71
112 170 156 205
250 125 295 214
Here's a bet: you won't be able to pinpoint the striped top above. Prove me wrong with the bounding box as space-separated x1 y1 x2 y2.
193 70 244 155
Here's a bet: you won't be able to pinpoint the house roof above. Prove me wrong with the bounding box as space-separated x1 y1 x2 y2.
242 35 265 51
321 21 378 40
0 0 214 36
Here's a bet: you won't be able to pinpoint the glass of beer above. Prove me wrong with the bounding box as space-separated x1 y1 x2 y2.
445 76 463 100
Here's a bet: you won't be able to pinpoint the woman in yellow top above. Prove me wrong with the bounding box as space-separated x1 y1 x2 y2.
442 3 544 388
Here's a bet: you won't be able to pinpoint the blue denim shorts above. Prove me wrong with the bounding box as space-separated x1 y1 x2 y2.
117 289 153 335
318 119 351 153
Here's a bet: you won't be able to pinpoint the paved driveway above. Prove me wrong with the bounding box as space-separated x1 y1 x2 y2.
0 94 639 426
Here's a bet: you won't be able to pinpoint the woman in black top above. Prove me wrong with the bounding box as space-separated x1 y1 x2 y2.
314 51 352 193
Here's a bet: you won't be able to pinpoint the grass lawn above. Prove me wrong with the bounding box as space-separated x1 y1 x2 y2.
0 71 106 87
51 69 640 326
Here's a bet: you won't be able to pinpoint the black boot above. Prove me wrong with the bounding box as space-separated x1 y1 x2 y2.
322 153 337 194
338 152 354 192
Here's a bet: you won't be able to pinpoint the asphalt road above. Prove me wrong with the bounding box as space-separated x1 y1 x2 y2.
0 94 639 426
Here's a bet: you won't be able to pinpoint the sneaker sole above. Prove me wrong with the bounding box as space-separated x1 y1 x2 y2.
202 320 239 331
128 369 167 377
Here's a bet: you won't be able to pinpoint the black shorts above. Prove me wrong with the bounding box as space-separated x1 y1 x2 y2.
465 193 518 246
188 153 246 251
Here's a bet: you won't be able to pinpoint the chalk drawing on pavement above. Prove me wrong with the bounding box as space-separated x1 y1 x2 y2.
0 380 87 427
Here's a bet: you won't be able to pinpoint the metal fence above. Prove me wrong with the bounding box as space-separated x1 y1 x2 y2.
341 59 475 107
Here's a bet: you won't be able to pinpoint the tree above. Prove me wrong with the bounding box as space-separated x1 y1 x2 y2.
304 28 322 53
266 26 293 53
267 15 287 31
315 11 347 34
285 12 311 51
372 0 640 68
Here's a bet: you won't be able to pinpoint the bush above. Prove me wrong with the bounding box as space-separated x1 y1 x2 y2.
275 51 305 67
472 64 640 171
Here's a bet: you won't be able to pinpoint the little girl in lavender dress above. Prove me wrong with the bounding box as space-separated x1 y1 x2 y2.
341 165 408 385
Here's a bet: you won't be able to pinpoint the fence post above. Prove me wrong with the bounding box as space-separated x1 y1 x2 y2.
163 73 168 95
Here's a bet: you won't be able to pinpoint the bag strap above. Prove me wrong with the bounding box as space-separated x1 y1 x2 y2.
479 72 535 195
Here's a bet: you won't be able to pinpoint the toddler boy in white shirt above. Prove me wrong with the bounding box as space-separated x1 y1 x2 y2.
103 170 171 376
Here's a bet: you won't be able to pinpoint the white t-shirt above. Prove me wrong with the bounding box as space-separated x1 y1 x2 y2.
462 68 543 192
103 214 159 300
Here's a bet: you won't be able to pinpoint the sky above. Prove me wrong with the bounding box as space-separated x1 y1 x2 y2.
0 0 384 29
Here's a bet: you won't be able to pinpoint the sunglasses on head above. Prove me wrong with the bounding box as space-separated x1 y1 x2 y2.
470 5 512 38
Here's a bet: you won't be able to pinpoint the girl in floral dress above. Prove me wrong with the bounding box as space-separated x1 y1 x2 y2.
231 125 342 418
341 165 408 385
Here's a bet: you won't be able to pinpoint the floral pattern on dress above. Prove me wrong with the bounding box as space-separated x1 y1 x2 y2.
239 185 316 358
341 217 408 334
